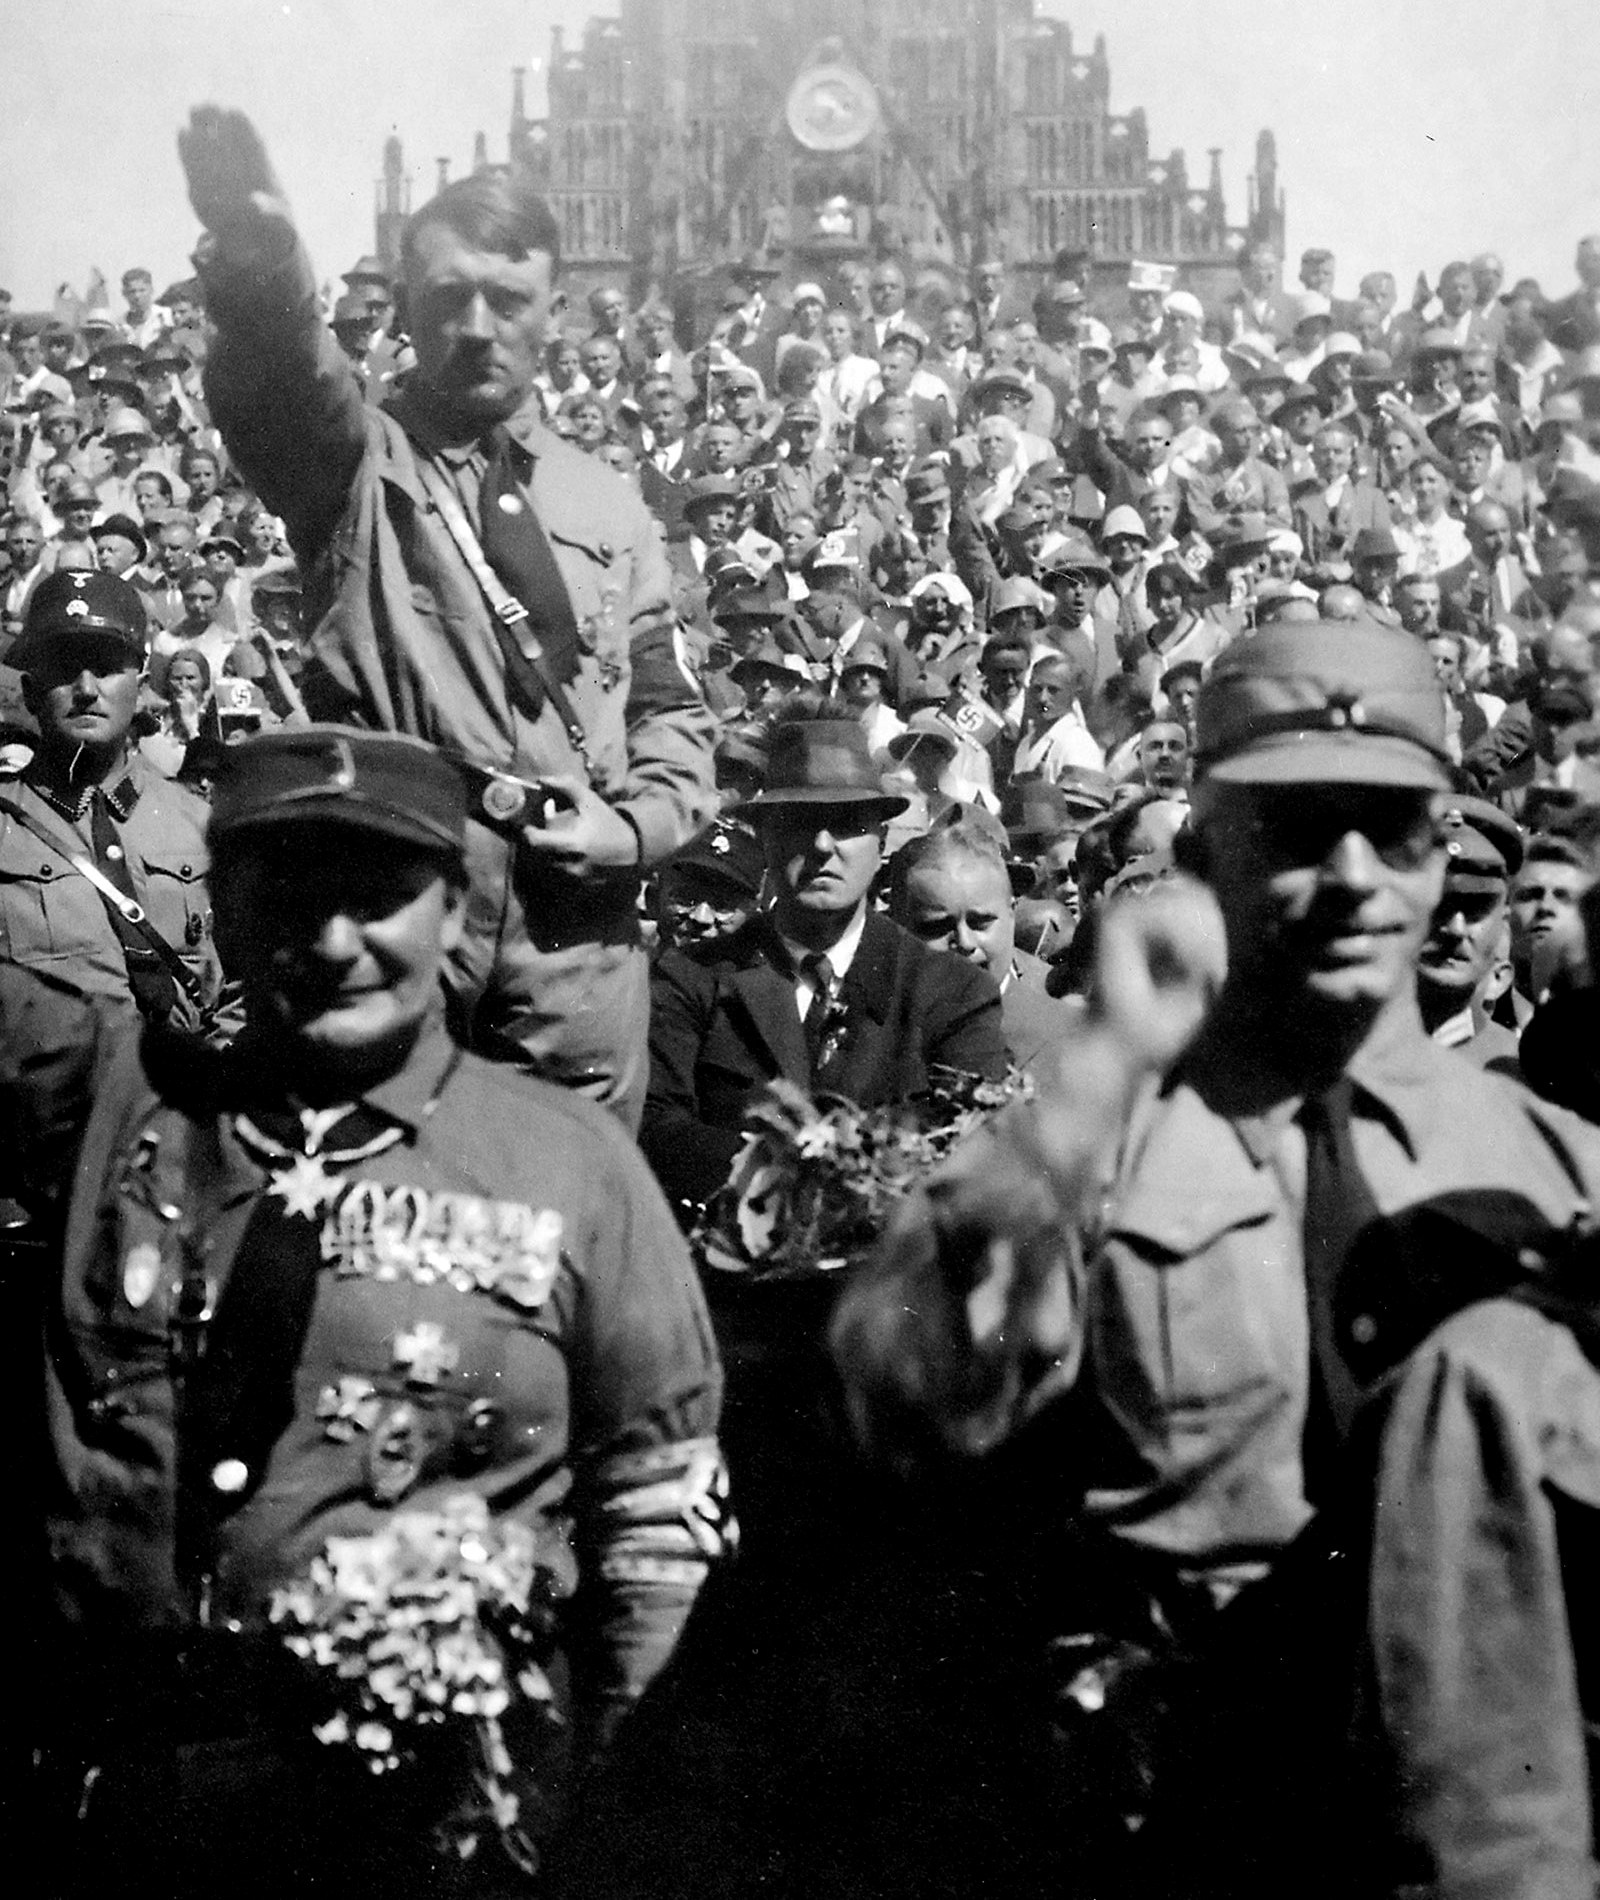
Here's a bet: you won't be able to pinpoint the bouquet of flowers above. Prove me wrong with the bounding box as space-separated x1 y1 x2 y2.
269 1492 567 1873
693 1067 1030 1280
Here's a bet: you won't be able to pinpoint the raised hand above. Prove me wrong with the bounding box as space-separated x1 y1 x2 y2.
1090 873 1226 1077
178 105 291 239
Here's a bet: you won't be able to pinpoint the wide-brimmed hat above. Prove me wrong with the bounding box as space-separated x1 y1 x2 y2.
1002 775 1099 848
733 718 908 816
1351 525 1402 562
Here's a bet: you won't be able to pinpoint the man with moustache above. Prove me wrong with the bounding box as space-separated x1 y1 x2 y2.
176 105 714 1131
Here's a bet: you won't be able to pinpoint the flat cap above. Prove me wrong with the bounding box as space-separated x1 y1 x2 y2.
208 727 466 859
681 473 742 512
8 571 150 671
1437 794 1523 879
1196 619 1451 788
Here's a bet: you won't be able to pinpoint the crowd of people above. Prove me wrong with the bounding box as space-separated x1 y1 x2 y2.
9 96 1600 1897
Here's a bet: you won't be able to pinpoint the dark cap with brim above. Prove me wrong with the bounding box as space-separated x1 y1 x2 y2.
1195 620 1451 789
1438 793 1524 878
208 728 467 859
666 817 765 899
8 570 149 671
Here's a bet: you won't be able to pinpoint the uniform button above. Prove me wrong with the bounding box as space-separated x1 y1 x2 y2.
1349 1313 1378 1346
105 843 124 861
211 1458 250 1493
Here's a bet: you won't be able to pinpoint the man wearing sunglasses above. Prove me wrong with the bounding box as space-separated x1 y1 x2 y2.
836 617 1600 1897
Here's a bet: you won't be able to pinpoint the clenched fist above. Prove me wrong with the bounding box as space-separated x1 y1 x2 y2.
1090 872 1226 1076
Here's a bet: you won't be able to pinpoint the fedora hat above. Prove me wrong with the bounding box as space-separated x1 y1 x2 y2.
733 718 908 816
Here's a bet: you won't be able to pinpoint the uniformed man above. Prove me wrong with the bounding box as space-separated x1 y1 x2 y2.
834 618 1600 1896
0 570 221 1044
39 726 729 1898
177 106 715 1130
1415 793 1522 1073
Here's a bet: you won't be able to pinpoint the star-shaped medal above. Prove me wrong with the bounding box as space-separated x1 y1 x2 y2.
269 1151 338 1220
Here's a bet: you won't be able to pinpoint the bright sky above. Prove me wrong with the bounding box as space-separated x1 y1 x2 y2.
2 0 1597 310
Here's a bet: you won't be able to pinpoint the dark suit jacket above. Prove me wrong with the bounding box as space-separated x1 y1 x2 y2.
1293 481 1392 567
641 909 1008 1212
1002 950 1078 1072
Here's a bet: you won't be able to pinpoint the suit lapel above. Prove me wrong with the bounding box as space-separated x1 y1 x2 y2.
720 925 812 1086
817 913 899 1094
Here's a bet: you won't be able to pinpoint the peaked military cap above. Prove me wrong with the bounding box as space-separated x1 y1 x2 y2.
1437 794 1524 880
208 727 467 859
8 571 149 671
682 474 742 515
668 817 765 898
1196 620 1451 788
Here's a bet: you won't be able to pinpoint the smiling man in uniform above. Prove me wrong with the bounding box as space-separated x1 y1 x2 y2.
836 618 1600 1896
38 726 728 1897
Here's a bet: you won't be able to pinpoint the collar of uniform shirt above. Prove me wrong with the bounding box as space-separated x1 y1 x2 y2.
1431 1003 1478 1050
392 389 548 466
1181 1001 1438 1167
27 761 139 823
230 1009 463 1135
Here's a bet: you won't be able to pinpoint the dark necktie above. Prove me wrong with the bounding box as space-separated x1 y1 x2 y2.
477 425 582 697
1299 1078 1381 1500
802 952 836 1070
